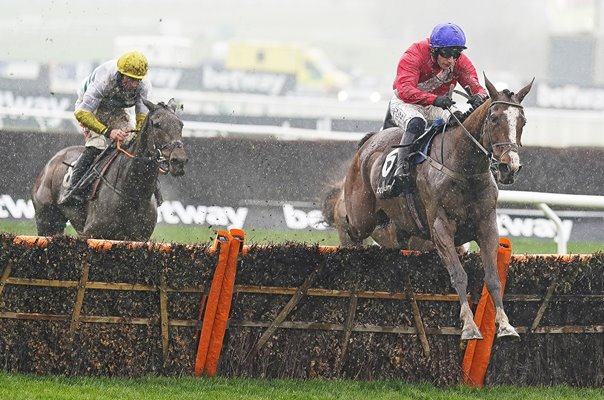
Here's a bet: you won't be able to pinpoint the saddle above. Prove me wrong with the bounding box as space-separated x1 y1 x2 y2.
77 145 121 201
87 152 121 201
71 143 164 206
377 118 447 197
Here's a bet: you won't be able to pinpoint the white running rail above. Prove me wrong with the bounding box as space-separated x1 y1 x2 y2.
498 190 604 254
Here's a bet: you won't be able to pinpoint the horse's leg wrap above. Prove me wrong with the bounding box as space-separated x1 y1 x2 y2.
59 147 101 205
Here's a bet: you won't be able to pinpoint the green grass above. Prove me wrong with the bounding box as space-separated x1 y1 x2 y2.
0 373 601 400
1 220 602 253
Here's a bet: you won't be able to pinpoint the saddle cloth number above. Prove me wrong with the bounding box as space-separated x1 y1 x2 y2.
382 149 398 178
62 164 75 188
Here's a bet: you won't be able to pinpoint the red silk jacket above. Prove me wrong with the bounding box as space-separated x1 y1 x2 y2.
393 38 487 106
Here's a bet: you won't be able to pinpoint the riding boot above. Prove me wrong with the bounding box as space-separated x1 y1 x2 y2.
58 147 101 205
390 117 426 196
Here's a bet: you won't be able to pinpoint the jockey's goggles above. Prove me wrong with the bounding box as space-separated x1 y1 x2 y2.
438 47 464 59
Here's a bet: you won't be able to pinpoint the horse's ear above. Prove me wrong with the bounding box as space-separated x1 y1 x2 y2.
515 78 535 103
142 98 158 112
483 73 499 100
167 98 183 113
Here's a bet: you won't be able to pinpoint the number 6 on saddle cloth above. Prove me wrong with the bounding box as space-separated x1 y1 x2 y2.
377 118 447 197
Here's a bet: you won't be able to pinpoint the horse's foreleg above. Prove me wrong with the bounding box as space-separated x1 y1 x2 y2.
432 216 482 340
476 220 519 339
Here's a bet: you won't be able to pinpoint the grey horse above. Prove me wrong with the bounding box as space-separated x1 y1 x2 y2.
31 99 188 241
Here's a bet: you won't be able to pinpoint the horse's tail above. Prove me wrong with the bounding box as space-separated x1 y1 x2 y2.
321 181 343 227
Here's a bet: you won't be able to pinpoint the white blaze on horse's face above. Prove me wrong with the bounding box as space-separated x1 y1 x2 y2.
502 107 521 170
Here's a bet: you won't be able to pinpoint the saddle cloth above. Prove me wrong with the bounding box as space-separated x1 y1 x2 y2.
64 146 120 202
377 118 446 196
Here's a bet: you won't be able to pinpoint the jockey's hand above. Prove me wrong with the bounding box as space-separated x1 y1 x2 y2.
109 128 128 141
467 94 484 108
433 96 455 109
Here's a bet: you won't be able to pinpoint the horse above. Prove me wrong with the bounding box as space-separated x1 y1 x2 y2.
322 75 533 340
31 98 188 241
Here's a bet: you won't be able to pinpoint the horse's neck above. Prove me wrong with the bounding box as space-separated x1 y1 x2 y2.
130 125 154 158
113 134 158 199
445 102 491 173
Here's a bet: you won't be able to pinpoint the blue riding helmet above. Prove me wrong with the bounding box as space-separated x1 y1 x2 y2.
429 23 467 49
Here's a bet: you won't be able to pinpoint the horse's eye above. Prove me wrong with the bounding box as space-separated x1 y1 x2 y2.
153 122 161 129
489 113 498 124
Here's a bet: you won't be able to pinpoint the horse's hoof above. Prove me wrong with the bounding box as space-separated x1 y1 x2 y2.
497 324 520 339
461 327 483 341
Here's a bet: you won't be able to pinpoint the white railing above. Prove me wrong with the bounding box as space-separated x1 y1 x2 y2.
0 106 364 141
4 99 604 146
498 190 604 254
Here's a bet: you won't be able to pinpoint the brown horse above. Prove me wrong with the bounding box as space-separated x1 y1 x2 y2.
323 76 533 340
31 99 188 241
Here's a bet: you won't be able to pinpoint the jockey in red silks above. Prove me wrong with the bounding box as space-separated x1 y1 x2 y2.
383 23 488 198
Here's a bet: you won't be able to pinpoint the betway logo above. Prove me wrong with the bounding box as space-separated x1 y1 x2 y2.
0 90 71 111
536 83 604 110
0 195 35 219
497 214 573 240
157 201 248 230
0 196 249 230
0 195 575 240
283 204 329 230
202 65 288 96
148 68 183 90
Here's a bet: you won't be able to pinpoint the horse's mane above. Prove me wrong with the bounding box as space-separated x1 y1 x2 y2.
461 89 518 132
462 99 490 130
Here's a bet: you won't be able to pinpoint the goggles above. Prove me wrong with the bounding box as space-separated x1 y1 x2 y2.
438 47 463 59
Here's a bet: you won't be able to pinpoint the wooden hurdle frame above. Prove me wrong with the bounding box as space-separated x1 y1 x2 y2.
0 233 602 385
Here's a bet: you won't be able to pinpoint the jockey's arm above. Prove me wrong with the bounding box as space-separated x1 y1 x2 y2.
135 113 146 131
74 109 110 136
455 56 487 98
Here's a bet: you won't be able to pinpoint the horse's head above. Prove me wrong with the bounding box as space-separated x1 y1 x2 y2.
481 74 534 184
142 98 188 176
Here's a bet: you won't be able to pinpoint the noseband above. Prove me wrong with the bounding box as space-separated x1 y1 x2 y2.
117 107 184 174
452 100 524 164
153 139 182 173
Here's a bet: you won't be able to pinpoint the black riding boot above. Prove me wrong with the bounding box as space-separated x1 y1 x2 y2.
391 117 426 196
58 147 101 205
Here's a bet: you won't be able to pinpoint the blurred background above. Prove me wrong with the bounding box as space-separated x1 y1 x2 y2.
2 0 604 143
1 0 604 252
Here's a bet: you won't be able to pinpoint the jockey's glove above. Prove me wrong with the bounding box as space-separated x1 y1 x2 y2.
433 96 455 109
467 94 484 108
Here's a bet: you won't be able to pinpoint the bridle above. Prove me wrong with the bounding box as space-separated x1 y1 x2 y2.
116 106 184 174
155 139 184 174
449 99 525 169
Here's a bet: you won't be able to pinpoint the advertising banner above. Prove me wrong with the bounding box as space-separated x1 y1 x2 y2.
1 130 603 242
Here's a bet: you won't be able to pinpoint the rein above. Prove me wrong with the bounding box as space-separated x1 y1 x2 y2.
115 126 184 175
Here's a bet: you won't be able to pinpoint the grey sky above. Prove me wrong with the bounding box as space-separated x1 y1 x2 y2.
2 0 603 89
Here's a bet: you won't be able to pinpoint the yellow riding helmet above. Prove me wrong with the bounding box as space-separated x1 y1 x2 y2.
116 51 148 80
